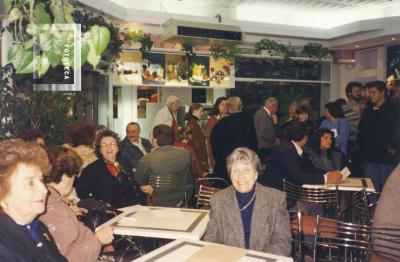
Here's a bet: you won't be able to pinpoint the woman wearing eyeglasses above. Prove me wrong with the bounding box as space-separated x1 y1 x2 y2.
76 130 141 208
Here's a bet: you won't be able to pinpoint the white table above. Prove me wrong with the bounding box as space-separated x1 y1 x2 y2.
303 177 375 192
133 239 293 262
96 205 209 240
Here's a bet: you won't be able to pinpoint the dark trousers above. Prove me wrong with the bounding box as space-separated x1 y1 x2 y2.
364 161 395 203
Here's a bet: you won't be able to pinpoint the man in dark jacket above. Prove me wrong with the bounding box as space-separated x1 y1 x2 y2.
120 122 152 169
210 97 258 182
261 123 342 190
358 81 397 193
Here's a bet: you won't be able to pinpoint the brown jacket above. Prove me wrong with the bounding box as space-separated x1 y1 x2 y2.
187 116 209 172
204 183 292 256
40 187 101 262
205 116 219 169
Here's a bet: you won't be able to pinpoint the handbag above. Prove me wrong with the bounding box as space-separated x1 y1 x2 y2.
77 198 119 231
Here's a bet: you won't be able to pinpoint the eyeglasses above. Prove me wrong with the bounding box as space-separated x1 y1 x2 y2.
100 143 117 148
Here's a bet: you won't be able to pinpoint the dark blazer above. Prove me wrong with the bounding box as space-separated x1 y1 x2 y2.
210 111 258 181
358 101 397 165
120 137 152 168
204 183 292 256
76 157 141 208
0 213 67 262
261 141 325 190
253 107 277 149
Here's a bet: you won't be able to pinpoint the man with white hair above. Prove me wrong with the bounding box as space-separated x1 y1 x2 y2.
151 95 180 138
254 97 280 161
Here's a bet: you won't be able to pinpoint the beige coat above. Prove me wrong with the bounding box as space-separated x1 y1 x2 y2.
40 187 101 262
203 183 292 256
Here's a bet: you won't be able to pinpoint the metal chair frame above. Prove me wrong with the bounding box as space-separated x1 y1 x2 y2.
313 215 400 262
195 177 228 209
283 179 341 219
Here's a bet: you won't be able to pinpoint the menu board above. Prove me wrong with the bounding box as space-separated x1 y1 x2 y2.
115 51 234 88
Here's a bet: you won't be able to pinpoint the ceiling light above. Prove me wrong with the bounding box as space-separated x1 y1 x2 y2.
392 37 396 41
355 45 359 48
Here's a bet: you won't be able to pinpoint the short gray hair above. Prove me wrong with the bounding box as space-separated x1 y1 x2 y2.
226 97 243 113
166 95 179 106
226 147 262 176
264 97 278 107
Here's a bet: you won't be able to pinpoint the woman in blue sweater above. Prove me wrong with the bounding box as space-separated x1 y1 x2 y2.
319 102 350 155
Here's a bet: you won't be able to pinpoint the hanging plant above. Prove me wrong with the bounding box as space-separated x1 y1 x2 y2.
121 29 153 58
302 43 331 60
72 9 123 64
5 0 111 76
209 45 241 68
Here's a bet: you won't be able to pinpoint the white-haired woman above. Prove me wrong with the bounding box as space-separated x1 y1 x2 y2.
204 147 291 256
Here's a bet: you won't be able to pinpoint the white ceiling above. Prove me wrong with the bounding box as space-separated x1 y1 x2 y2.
79 0 400 49
100 0 399 29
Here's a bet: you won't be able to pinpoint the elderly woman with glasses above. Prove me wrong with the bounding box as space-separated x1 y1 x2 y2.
0 139 67 261
76 130 142 208
204 147 291 256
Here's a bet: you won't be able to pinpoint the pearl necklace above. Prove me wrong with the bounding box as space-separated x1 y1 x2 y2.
240 189 256 212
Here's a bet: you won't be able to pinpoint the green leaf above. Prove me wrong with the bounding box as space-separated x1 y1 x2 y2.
33 3 51 24
34 55 50 77
8 8 21 22
45 51 62 68
50 0 65 23
81 41 90 65
88 25 110 55
26 23 39 35
7 45 34 73
64 4 75 24
5 0 11 14
23 38 36 49
87 46 100 68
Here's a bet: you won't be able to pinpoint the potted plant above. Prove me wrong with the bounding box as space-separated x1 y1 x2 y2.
302 43 331 61
255 39 288 57
121 29 153 58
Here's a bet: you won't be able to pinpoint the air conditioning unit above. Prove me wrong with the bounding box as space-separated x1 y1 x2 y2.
162 19 243 46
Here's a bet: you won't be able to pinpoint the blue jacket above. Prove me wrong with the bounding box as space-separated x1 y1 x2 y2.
319 118 350 155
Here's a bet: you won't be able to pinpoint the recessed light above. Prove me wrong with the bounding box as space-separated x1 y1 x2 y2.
355 45 359 48
392 37 396 41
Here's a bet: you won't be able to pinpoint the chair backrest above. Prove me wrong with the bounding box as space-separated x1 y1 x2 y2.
195 177 229 209
283 179 340 218
196 184 221 209
313 215 400 261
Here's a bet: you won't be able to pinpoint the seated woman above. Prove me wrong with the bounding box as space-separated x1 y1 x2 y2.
0 139 66 261
40 146 114 262
76 130 142 208
204 147 291 256
304 128 347 173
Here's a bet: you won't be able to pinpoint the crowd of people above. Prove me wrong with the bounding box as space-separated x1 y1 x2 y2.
0 79 399 260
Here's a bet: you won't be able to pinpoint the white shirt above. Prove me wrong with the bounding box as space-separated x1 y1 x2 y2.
263 107 271 117
131 138 148 156
291 140 328 183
